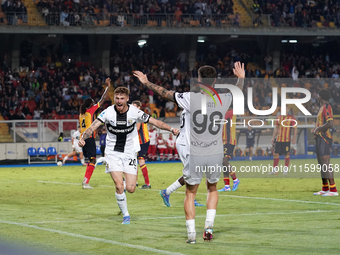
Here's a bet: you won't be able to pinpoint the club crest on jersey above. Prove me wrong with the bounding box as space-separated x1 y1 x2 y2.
140 113 149 122
128 119 133 126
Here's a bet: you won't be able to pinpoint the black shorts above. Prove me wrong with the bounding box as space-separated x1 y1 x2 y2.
274 141 290 155
223 144 235 158
138 141 150 158
315 135 332 157
246 142 254 149
100 145 105 157
83 137 97 160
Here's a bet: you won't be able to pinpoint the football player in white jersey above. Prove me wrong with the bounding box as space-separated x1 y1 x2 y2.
62 127 86 166
78 86 179 225
134 61 245 243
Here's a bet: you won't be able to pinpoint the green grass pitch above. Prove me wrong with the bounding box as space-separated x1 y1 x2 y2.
1 158 340 255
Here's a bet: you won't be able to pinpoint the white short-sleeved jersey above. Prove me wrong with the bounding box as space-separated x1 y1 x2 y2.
166 138 175 148
72 130 81 146
149 130 157 145
174 91 232 156
97 104 150 156
157 138 167 149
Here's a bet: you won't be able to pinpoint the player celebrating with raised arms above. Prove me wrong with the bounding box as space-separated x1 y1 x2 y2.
134 62 245 243
78 87 179 224
79 78 111 189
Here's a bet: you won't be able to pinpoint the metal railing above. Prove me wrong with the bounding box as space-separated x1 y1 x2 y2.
0 12 246 27
0 119 78 143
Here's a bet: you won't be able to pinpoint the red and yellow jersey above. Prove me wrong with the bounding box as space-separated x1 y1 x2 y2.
316 103 333 139
222 109 236 145
79 103 100 138
138 123 150 144
276 115 297 142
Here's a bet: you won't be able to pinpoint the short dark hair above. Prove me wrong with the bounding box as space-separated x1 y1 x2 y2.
198 65 217 79
114 87 130 97
132 100 142 107
319 89 331 101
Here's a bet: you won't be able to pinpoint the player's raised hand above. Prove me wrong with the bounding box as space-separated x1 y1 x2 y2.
133 71 149 84
78 139 86 147
233 61 245 79
105 78 111 87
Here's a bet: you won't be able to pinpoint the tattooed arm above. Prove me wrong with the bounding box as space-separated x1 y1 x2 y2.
78 119 102 147
133 71 175 102
98 78 111 106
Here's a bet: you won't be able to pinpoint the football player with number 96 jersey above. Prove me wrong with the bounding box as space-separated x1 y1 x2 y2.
134 62 245 243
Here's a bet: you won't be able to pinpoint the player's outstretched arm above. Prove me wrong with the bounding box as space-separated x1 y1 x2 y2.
133 71 175 102
148 117 179 136
98 78 111 106
78 119 102 147
233 61 245 90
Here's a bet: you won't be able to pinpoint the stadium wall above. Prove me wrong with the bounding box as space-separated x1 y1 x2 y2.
0 142 76 161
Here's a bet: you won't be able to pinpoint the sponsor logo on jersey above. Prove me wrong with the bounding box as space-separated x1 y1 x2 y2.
106 123 135 135
191 140 218 147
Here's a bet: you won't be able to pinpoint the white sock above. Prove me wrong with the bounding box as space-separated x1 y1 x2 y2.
186 219 195 235
115 192 129 217
63 156 68 163
283 166 288 173
166 179 183 195
80 158 85 165
97 157 106 164
205 209 216 228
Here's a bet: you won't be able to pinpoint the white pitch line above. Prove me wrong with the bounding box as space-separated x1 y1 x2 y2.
137 209 340 220
37 180 113 188
0 219 185 255
24 209 340 224
37 181 340 207
213 193 340 206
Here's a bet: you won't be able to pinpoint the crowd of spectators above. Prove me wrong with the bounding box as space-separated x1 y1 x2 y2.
1 0 28 25
1 39 340 122
253 0 340 27
35 0 236 27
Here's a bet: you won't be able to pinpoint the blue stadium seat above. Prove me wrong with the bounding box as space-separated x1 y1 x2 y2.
96 146 101 155
37 147 48 156
48 147 58 163
47 147 57 155
27 147 37 164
